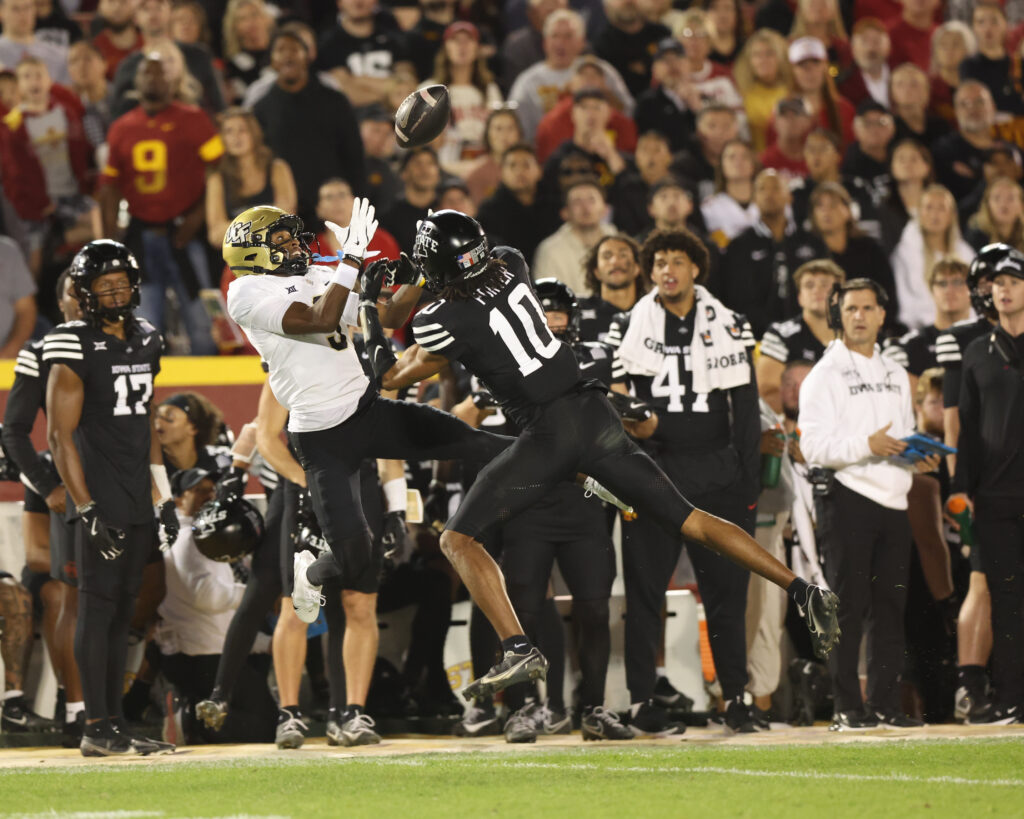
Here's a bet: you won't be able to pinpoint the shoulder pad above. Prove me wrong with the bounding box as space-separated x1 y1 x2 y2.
52 320 87 331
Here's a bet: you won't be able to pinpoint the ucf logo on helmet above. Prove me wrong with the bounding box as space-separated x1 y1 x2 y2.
226 220 251 245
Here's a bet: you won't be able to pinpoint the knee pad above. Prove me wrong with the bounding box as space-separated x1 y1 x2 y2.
572 598 609 629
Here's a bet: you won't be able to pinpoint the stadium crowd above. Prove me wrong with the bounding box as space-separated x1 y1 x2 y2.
0 0 1022 753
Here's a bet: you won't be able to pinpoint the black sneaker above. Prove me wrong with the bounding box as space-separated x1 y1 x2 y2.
462 646 548 701
453 703 503 737
749 704 772 730
652 676 695 712
81 732 133 757
967 704 1022 725
112 718 175 754
955 685 994 724
724 698 760 734
628 700 685 737
874 710 924 727
62 711 85 749
796 586 841 660
581 706 633 741
196 697 229 731
829 709 880 732
0 696 58 732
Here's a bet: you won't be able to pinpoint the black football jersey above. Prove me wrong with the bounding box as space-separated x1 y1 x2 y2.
42 319 162 528
759 316 827 365
609 308 752 451
411 247 583 427
578 296 623 344
316 23 410 77
936 318 993 408
2 339 63 499
882 324 941 376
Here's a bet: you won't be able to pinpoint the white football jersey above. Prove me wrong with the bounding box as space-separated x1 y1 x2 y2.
227 265 368 433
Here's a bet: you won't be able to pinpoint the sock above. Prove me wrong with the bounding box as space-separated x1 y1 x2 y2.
3 689 23 701
84 718 113 738
957 665 987 692
278 705 300 722
656 667 668 680
344 704 364 718
501 635 531 655
787 577 810 604
125 630 146 677
66 701 85 723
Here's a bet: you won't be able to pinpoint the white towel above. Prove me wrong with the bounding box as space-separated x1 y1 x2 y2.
618 285 753 393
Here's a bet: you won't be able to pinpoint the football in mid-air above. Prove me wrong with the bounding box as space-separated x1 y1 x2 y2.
394 84 451 149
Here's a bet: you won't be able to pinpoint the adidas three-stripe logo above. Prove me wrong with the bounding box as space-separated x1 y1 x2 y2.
13 348 40 378
42 332 84 362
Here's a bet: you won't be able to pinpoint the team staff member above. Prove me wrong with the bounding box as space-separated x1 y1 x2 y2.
951 247 1024 724
799 278 939 731
2 269 84 744
99 54 224 355
608 229 763 735
45 240 178 757
578 234 648 344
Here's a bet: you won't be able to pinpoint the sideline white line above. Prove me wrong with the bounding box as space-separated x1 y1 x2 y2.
348 757 1024 788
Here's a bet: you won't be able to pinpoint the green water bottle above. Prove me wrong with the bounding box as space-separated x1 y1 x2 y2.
761 427 785 489
947 496 974 548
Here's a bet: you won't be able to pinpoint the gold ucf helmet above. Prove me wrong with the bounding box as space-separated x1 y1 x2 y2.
222 205 314 276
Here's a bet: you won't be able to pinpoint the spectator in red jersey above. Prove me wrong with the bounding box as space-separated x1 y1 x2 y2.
760 96 813 179
99 54 223 354
91 0 142 80
788 0 852 71
535 56 637 163
0 56 96 274
779 36 855 147
887 0 939 72
205 106 296 249
838 17 891 109
315 177 399 261
928 22 976 127
68 40 112 151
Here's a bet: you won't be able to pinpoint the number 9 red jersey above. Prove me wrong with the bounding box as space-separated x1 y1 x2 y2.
102 101 223 224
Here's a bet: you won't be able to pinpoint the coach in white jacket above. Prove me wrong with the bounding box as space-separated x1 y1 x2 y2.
798 278 939 731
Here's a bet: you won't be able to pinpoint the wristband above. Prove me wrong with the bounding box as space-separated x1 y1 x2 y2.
230 423 258 465
383 477 407 513
332 263 358 290
151 464 172 501
76 501 95 516
342 253 364 269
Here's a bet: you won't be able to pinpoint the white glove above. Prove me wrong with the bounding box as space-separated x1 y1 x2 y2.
333 196 378 261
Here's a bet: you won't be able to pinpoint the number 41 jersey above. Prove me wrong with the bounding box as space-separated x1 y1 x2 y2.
412 247 581 427
42 319 162 528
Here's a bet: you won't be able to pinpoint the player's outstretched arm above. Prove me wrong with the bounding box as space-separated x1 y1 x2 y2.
380 345 447 390
45 364 90 509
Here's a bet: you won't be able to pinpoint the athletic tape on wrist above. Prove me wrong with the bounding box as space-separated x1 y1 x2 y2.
383 477 407 512
151 465 172 502
332 263 358 290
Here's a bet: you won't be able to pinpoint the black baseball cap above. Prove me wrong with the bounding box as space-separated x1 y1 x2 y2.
856 99 890 117
171 467 213 497
654 37 685 60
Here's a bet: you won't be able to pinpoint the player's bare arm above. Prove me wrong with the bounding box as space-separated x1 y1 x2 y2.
380 344 447 391
149 411 168 504
46 363 90 509
254 380 306 486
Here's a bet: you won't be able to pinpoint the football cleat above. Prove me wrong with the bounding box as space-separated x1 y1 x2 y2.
462 647 548 701
291 550 325 624
795 585 841 660
967 704 1021 725
0 696 57 732
874 710 924 727
628 700 686 737
581 706 633 741
652 676 694 712
112 718 175 754
80 732 133 757
723 698 761 734
533 702 571 735
829 709 880 732
196 697 229 731
582 476 634 515
453 703 503 737
504 706 538 744
275 710 309 749
955 684 994 724
334 711 381 746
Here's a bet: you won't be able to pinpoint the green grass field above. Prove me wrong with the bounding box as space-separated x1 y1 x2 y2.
2 738 1024 818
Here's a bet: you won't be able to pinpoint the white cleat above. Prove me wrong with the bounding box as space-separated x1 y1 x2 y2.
292 550 325 624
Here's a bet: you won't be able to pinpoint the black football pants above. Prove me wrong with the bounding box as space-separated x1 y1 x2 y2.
817 482 911 714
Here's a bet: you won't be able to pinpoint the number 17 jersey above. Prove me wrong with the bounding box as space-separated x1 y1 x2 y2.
411 247 581 427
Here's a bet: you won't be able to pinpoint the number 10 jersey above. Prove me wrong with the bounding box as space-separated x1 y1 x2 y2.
41 319 162 528
411 247 582 427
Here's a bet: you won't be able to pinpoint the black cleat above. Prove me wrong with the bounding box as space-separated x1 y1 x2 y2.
967 704 1022 725
796 585 840 660
723 698 761 734
652 676 694 713
80 732 133 757
749 704 772 731
1 696 58 732
581 706 633 741
462 647 548 701
628 700 686 737
112 719 175 754
874 710 924 728
955 685 994 724
829 709 880 732
196 697 228 731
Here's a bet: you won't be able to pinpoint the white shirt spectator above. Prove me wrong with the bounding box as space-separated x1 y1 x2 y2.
532 221 617 298
889 223 974 330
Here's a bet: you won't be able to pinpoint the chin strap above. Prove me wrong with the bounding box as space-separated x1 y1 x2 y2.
358 301 397 388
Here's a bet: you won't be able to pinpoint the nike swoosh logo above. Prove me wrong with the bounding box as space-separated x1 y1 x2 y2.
630 402 644 410
90 519 99 536
4 714 28 725
580 362 596 370
460 718 500 735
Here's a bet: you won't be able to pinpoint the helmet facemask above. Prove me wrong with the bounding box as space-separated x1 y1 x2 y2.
265 215 315 276
76 269 141 328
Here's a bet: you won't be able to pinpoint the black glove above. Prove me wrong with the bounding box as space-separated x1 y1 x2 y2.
471 389 499 410
215 466 246 505
607 391 653 422
156 498 179 552
384 252 422 288
295 486 317 529
78 502 124 560
424 480 451 529
359 258 389 303
380 510 408 563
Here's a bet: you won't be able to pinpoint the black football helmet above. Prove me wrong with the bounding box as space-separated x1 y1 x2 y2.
968 243 1024 318
70 240 141 326
192 498 264 562
534 278 581 344
412 210 490 293
0 426 22 482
